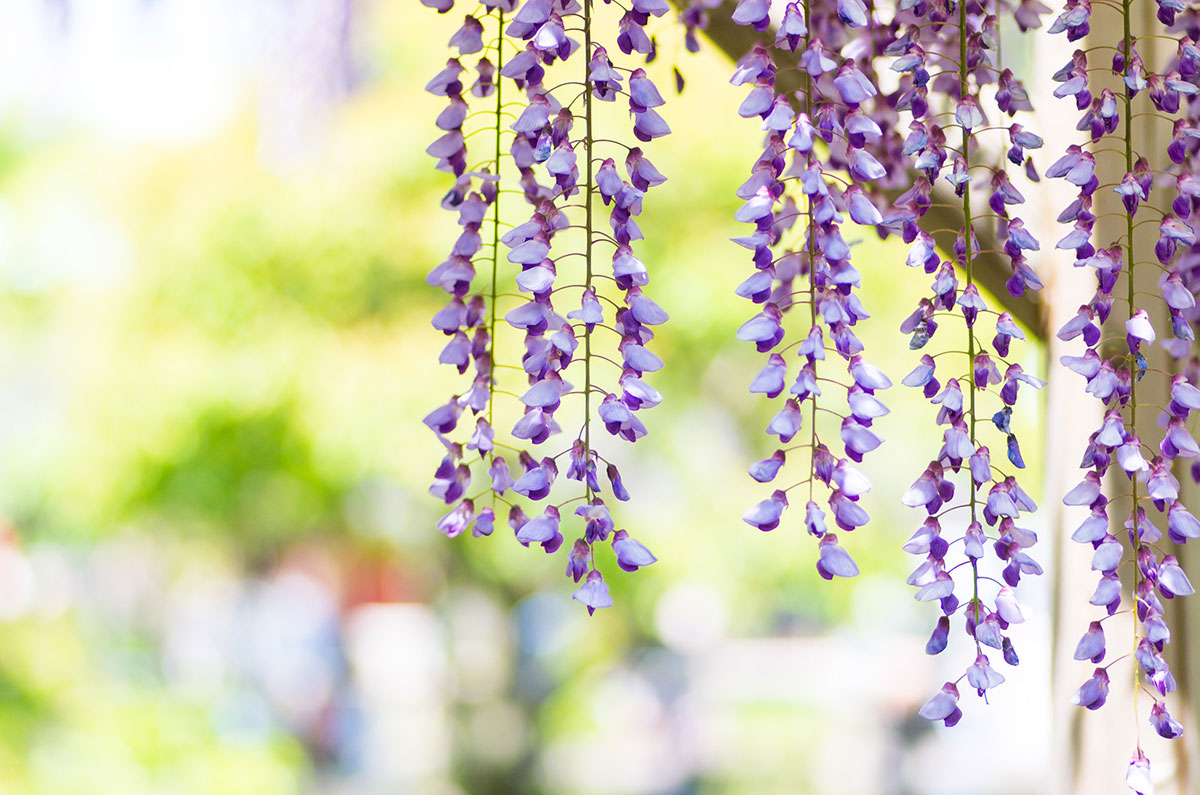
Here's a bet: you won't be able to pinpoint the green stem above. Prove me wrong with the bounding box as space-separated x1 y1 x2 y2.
487 7 505 511
1120 0 1142 747
804 0 818 507
582 0 594 510
959 0 981 651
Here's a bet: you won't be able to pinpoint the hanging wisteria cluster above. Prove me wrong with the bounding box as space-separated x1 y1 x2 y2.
1048 0 1200 787
421 0 673 614
730 0 895 582
883 0 1048 729
419 0 1200 789
717 0 1048 727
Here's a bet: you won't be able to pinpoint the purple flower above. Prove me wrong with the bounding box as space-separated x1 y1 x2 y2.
840 418 882 461
467 418 495 453
966 653 1006 693
607 463 630 501
965 447 992 487
437 500 475 538
1116 438 1150 475
1091 535 1123 574
1150 701 1184 739
804 501 827 537
632 109 671 142
573 570 614 615
424 400 463 434
816 533 859 579
474 507 495 538
955 97 985 131
575 502 614 543
1157 555 1194 598
620 343 664 376
1161 272 1195 311
1125 309 1156 346
521 373 570 411
915 571 955 602
1168 503 1200 543
919 682 963 727
744 490 788 532
731 0 770 29
516 506 564 553
1072 507 1109 543
750 354 787 398
1126 751 1152 795
512 457 558 500
1172 375 1200 411
627 68 664 111
767 399 805 443
1161 418 1198 459
566 539 592 582
1071 667 1110 710
926 615 950 654
489 456 514 494
749 450 786 483
902 468 940 512
599 394 648 441
995 587 1026 625
1090 573 1122 614
834 64 878 106
1073 621 1106 663
776 3 808 49
1147 459 1180 503
942 424 976 463
848 387 889 424
837 0 869 27
850 356 893 391
903 355 939 396
830 490 870 531
974 612 1003 650
737 305 785 352
430 462 470 504
1064 471 1103 506
832 460 871 499
612 529 657 571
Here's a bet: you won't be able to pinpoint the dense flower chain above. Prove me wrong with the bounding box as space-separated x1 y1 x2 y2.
731 0 896 580
1049 0 1200 787
421 0 672 613
878 0 1048 728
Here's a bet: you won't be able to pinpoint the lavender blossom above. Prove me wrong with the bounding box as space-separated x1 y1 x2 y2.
422 0 671 611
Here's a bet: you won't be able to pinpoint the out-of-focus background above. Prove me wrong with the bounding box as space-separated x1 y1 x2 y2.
0 1 1052 792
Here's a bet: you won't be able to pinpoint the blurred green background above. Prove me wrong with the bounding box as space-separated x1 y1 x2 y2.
0 1 1051 793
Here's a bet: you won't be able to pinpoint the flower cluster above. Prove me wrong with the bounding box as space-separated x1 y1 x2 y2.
1049 0 1200 785
883 0 1048 727
422 0 672 612
731 0 894 580
419 2 1200 786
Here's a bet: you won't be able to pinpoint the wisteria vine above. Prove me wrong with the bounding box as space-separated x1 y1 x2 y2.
880 0 1048 729
422 0 673 614
730 0 895 582
419 0 1200 789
